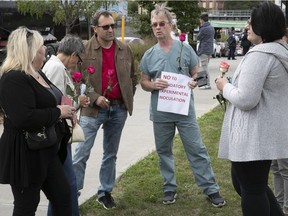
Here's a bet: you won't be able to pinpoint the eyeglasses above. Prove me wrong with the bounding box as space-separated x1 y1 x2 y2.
151 21 169 28
97 24 115 30
76 53 83 65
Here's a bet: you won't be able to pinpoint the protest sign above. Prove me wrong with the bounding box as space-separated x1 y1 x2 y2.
157 71 191 115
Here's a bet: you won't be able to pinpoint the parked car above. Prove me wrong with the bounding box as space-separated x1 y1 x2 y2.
196 39 221 58
116 37 144 46
236 45 243 56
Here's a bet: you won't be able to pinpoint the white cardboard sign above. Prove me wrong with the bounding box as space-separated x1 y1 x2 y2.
157 71 191 116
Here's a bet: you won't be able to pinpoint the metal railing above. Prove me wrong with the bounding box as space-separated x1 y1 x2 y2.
207 10 251 17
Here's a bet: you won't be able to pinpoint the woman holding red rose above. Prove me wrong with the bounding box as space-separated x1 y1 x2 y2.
42 34 90 216
215 2 288 215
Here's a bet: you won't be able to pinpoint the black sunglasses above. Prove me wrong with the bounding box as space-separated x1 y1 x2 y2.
151 21 168 28
97 23 115 30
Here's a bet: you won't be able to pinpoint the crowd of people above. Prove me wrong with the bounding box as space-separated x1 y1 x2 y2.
0 1 287 216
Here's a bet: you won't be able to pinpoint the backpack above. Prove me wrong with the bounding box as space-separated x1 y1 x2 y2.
227 35 236 46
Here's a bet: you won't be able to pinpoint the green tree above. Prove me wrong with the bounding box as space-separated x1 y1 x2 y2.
17 0 114 34
128 1 138 16
135 1 202 43
223 1 265 10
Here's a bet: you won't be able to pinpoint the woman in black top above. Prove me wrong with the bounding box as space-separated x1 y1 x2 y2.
0 27 76 215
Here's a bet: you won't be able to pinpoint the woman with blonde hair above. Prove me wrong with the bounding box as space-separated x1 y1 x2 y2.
0 26 75 215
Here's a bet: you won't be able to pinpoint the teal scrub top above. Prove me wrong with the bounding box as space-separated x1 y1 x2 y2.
140 40 199 122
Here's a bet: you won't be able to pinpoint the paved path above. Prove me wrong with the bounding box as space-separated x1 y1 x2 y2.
0 57 242 215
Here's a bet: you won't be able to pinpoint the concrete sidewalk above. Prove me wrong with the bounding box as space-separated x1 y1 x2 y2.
0 57 242 215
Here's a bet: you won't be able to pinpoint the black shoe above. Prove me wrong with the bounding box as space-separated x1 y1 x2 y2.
208 192 226 208
232 58 237 60
163 191 177 205
97 192 116 209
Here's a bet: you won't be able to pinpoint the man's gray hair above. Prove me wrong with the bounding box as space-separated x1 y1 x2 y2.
151 2 173 23
57 34 85 55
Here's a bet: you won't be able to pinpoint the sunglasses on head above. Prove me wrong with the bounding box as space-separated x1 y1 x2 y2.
151 21 169 28
25 27 33 38
97 23 115 30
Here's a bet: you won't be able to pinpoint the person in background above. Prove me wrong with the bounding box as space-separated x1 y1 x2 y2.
170 16 188 44
227 27 237 60
240 28 251 55
0 27 75 215
270 31 288 216
42 34 90 216
215 2 288 215
140 3 226 208
72 10 137 209
197 13 215 89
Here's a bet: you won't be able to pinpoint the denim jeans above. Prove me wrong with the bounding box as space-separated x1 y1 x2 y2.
199 54 211 86
271 159 288 214
72 105 127 198
47 144 79 216
153 119 219 195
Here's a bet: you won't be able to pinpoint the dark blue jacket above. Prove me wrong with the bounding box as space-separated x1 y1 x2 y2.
197 22 215 55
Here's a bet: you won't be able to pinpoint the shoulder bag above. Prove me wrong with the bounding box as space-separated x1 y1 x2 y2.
24 125 58 150
195 70 208 87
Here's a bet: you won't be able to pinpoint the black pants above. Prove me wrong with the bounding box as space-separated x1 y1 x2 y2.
228 46 236 59
231 160 284 216
11 157 71 216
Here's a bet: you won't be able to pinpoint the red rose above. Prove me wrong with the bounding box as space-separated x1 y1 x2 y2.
71 71 82 83
86 65 95 74
179 33 186 42
219 61 230 72
108 69 114 76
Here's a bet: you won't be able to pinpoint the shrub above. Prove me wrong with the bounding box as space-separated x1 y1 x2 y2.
130 37 156 81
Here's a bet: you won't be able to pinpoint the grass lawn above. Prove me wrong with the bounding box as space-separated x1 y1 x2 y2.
79 106 243 216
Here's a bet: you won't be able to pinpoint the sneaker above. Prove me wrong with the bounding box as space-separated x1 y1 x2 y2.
205 85 211 89
163 191 177 205
96 192 116 209
208 192 226 208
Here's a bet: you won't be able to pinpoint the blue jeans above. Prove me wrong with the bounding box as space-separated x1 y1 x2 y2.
73 105 127 198
47 144 79 216
153 119 219 195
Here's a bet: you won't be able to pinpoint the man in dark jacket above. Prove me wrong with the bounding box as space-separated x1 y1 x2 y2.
240 28 251 55
197 13 215 89
227 27 237 60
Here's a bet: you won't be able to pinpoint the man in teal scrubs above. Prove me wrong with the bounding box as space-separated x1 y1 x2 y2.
140 2 226 207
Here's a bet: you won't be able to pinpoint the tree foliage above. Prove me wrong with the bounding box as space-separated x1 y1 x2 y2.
17 0 112 34
135 1 202 42
223 1 264 10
